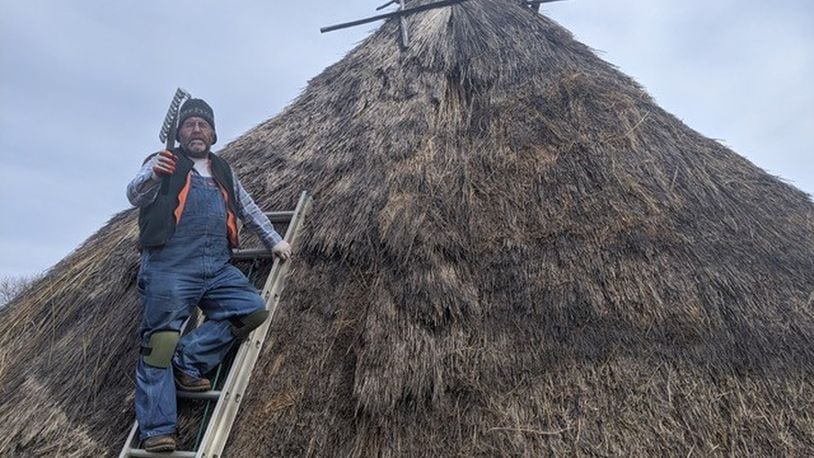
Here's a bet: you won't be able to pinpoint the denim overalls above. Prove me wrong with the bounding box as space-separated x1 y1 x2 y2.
135 172 265 439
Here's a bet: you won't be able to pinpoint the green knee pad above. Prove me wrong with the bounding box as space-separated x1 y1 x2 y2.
142 330 180 368
230 309 269 339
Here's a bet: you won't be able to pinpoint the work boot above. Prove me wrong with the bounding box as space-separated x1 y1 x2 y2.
143 434 176 453
174 369 212 392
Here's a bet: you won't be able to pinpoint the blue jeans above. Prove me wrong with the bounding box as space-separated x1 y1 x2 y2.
135 174 265 439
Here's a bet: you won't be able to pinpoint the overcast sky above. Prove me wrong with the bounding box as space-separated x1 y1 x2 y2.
1 0 811 279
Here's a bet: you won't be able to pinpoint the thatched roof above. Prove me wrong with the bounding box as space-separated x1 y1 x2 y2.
2 0 813 455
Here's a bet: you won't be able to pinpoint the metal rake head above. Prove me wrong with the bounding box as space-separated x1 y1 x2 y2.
158 88 191 143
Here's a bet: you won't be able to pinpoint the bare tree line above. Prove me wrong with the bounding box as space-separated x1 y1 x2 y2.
0 274 40 308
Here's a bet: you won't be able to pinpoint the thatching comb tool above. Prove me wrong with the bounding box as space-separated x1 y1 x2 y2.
159 87 191 151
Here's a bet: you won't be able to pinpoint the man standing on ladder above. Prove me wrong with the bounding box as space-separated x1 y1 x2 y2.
126 98 292 453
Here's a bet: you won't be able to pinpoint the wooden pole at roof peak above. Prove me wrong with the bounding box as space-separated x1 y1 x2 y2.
398 0 410 48
320 0 569 42
320 0 469 34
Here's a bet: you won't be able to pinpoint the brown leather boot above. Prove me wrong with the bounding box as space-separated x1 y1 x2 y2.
174 369 212 392
143 434 176 453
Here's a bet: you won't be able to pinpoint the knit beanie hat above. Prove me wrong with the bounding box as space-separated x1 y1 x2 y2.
176 98 217 144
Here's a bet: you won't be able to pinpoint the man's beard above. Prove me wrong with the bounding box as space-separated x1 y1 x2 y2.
183 141 210 158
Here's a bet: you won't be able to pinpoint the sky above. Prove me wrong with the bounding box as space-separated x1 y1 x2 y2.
0 0 812 279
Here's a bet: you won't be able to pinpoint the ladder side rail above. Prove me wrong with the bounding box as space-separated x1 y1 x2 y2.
196 191 311 458
200 191 311 457
194 236 288 457
205 201 306 455
203 260 287 456
119 421 141 458
192 268 282 458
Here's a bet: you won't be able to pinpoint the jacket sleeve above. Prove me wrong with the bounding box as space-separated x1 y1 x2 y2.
127 156 161 207
233 172 283 251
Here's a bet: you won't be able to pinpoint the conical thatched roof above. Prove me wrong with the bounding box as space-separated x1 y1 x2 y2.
2 0 813 456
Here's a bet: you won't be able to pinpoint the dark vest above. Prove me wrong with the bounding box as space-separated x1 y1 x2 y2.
138 148 240 248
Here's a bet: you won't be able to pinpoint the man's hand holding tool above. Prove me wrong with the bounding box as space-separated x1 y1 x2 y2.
151 150 177 180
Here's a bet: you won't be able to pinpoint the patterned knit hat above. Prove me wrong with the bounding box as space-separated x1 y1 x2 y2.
175 98 217 145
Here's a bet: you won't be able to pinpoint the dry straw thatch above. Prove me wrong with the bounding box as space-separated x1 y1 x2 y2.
2 0 813 455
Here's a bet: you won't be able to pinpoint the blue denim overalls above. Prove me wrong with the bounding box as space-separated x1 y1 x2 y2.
135 172 265 439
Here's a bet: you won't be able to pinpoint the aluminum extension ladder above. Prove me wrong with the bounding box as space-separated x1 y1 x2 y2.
119 190 312 458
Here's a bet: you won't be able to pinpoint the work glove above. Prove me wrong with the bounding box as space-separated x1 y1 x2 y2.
151 150 177 180
272 240 293 261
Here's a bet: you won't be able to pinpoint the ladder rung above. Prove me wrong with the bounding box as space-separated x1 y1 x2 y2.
128 449 196 458
231 249 274 260
264 211 294 223
177 389 222 401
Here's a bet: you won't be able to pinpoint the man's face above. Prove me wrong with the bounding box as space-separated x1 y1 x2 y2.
178 116 215 157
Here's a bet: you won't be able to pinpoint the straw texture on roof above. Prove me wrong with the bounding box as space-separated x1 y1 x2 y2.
1 0 813 456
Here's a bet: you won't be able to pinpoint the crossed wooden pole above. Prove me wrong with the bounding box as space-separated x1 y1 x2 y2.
321 0 567 48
